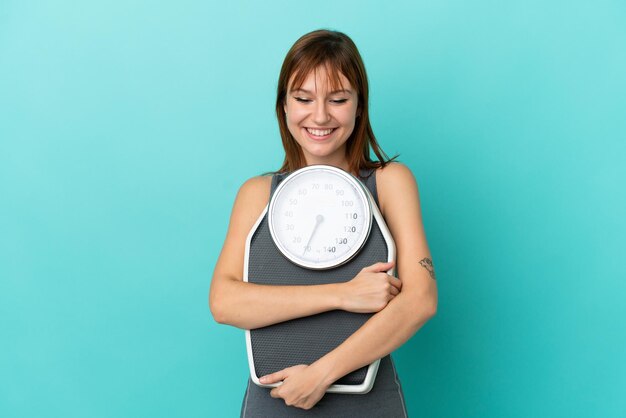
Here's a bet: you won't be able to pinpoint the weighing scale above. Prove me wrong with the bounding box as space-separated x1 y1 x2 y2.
244 165 396 394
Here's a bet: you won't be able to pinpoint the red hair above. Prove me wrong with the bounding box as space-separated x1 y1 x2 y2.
274 29 397 176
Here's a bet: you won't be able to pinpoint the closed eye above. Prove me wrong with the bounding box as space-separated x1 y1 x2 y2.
294 97 349 104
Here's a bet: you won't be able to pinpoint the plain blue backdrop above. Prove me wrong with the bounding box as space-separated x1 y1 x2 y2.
1 1 625 417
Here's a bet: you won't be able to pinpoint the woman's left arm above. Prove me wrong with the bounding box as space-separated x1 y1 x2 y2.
263 163 438 409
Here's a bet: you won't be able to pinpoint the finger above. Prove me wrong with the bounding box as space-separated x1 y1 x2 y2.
270 388 280 398
389 285 400 296
261 364 305 384
362 260 395 273
388 275 402 290
384 261 396 275
260 370 286 384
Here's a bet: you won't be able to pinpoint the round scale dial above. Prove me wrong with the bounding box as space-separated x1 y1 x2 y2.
268 165 373 270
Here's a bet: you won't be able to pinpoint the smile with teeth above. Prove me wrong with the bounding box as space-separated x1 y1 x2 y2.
306 127 336 137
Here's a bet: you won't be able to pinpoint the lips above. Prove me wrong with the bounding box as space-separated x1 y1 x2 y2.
304 127 337 142
306 127 335 136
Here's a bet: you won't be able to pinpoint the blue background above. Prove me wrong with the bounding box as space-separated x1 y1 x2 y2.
1 1 625 417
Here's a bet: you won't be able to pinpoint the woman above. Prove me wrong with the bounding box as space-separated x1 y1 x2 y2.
210 29 438 417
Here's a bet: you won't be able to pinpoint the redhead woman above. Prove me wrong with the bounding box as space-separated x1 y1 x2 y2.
209 29 438 417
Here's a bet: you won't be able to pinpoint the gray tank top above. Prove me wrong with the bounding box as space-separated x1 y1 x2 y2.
241 166 408 417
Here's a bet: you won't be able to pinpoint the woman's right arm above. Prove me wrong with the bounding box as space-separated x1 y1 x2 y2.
209 176 400 330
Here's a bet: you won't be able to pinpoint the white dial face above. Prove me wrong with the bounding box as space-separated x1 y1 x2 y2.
268 165 372 269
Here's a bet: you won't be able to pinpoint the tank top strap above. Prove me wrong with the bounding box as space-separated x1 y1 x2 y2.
270 168 379 207
358 167 380 207
270 172 289 197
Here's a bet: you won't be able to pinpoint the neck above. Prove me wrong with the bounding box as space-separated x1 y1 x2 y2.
303 154 350 173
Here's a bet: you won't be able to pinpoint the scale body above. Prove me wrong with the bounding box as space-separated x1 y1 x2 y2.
243 165 396 394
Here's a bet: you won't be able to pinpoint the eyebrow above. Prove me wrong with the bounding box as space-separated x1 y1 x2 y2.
291 88 353 95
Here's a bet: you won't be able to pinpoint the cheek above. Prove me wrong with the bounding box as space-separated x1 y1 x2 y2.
338 100 358 124
338 108 358 128
283 102 306 140
285 113 305 139
289 106 309 120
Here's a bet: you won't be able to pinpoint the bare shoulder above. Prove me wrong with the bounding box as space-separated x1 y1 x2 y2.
211 174 272 282
230 174 272 243
374 162 420 217
374 161 431 267
233 175 273 228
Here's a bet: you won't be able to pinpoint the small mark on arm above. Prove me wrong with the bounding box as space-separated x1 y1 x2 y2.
419 257 436 280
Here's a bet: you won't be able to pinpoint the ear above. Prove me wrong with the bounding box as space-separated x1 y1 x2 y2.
283 101 287 115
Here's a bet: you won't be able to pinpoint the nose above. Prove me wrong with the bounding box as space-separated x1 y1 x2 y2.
312 100 331 125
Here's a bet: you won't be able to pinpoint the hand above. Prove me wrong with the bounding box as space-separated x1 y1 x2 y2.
260 364 332 410
340 261 401 313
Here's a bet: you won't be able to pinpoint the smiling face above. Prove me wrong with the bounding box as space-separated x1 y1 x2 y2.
283 66 359 170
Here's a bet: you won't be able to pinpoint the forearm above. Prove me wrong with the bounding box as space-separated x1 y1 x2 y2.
315 290 436 384
210 278 342 330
